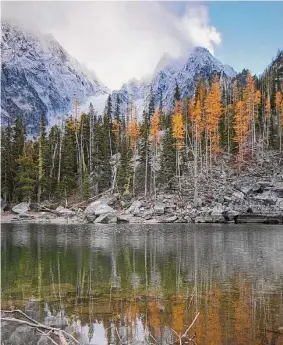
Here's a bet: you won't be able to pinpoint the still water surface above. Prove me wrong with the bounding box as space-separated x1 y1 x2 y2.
1 223 283 345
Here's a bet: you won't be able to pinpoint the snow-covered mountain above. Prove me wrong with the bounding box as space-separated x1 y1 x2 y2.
1 19 237 130
1 20 109 132
112 47 237 117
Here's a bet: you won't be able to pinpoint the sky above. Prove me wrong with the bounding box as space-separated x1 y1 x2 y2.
2 1 283 90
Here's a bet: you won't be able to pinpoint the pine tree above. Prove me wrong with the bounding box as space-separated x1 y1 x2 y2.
60 117 78 203
37 117 47 202
1 124 13 202
15 141 37 203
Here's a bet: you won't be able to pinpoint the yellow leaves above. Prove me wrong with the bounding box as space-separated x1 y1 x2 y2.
150 110 160 143
234 100 249 156
191 99 203 140
172 101 184 150
171 298 185 334
128 119 140 148
275 91 283 111
254 90 261 107
276 92 283 128
67 117 79 131
265 97 271 120
205 78 222 155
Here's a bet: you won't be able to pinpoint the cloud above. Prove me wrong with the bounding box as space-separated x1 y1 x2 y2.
2 1 222 89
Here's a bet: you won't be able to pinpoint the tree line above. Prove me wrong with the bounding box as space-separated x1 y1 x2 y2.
2 55 283 205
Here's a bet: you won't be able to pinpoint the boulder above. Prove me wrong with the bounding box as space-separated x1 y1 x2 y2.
9 325 39 345
98 194 118 206
239 185 252 195
125 200 142 215
272 182 283 197
95 204 116 216
184 215 193 223
231 191 245 202
258 180 274 188
86 215 96 223
210 204 226 222
252 191 278 205
84 195 118 216
19 213 30 218
194 216 206 223
174 217 187 223
12 202 29 214
84 200 102 215
55 206 75 217
145 218 159 224
117 214 131 223
223 209 239 221
163 215 178 223
154 202 165 215
95 213 117 224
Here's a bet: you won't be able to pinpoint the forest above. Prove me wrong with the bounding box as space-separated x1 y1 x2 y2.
1 51 283 206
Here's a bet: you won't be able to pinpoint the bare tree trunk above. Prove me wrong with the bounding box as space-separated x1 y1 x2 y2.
57 123 64 186
144 144 148 196
193 133 198 207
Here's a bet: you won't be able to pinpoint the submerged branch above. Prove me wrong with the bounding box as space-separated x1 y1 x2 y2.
1 309 79 345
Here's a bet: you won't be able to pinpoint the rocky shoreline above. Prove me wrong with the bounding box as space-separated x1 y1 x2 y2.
2 176 283 225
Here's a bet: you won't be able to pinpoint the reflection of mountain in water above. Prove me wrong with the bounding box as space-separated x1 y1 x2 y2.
1 223 283 345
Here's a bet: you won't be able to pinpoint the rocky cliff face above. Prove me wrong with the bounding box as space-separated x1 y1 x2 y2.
1 20 109 133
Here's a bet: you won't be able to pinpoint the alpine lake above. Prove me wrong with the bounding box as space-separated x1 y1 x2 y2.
1 223 283 345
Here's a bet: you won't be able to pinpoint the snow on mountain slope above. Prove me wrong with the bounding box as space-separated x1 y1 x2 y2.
113 46 237 115
1 20 109 133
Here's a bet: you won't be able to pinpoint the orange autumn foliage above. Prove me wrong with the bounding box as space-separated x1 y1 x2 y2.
192 99 203 140
172 101 184 150
171 297 185 333
234 100 249 156
275 91 283 128
128 119 140 148
150 110 161 143
205 78 222 156
113 119 120 146
265 97 271 120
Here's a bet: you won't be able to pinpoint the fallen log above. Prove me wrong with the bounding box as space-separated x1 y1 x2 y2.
234 214 283 224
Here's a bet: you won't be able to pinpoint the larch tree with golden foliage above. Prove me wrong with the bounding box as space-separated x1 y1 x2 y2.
128 117 140 195
150 110 161 197
172 101 184 189
234 100 249 161
205 78 222 167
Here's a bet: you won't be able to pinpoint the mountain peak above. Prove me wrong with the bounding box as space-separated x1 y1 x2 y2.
191 46 211 55
1 20 108 133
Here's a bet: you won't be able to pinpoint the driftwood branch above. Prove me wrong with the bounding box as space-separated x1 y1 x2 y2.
1 309 79 345
183 312 200 337
170 312 200 345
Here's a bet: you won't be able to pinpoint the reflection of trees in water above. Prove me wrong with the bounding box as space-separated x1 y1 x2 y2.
2 224 283 344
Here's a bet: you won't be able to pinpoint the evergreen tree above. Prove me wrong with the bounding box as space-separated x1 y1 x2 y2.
37 117 47 202
1 124 13 202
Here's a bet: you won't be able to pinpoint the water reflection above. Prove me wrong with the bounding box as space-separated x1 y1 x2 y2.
1 223 283 345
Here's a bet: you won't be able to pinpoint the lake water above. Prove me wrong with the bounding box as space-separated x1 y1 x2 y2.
1 223 283 345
